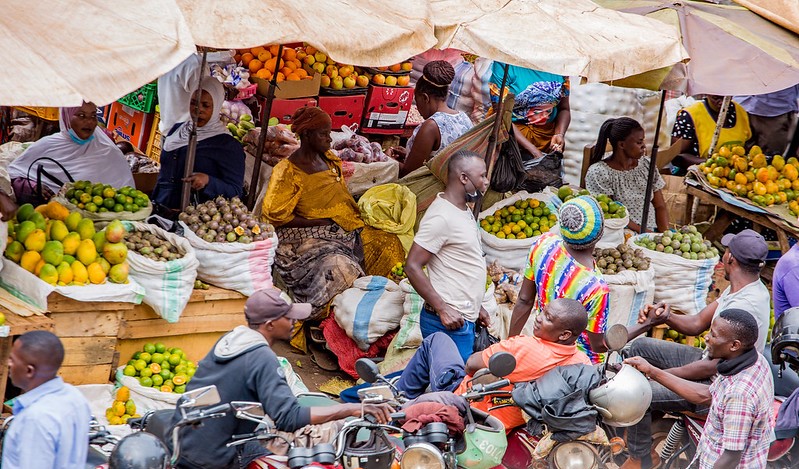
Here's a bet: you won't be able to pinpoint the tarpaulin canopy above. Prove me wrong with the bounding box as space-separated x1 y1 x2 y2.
431 0 688 83
596 0 799 95
0 0 196 107
735 0 799 35
174 0 437 67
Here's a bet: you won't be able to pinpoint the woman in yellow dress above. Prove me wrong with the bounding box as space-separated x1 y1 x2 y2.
261 107 404 318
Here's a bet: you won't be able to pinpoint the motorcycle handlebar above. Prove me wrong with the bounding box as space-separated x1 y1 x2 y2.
202 403 231 415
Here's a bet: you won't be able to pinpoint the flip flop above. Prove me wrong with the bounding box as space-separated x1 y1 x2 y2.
308 340 340 372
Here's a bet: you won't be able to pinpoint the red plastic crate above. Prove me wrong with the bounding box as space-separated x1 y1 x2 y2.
318 95 366 130
269 98 318 125
108 102 153 151
361 85 414 135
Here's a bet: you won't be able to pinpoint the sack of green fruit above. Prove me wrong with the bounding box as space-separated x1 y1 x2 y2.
628 228 719 316
122 221 199 323
478 191 557 272
56 181 152 224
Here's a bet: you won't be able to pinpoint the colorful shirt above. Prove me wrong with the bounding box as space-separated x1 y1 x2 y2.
695 354 775 469
523 232 609 363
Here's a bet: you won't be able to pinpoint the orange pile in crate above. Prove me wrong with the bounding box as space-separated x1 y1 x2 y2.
235 45 314 83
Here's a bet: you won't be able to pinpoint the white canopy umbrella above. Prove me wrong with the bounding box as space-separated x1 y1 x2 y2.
0 0 197 107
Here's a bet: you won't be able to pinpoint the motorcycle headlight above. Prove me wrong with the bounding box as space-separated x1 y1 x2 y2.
551 441 599 469
401 442 445 469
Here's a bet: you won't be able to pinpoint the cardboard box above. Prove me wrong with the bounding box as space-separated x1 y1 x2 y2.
270 98 318 125
132 172 158 195
318 95 366 129
108 102 153 151
253 73 321 99
361 85 414 135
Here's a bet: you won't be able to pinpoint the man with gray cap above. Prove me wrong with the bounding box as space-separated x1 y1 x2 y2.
620 229 770 469
172 288 393 469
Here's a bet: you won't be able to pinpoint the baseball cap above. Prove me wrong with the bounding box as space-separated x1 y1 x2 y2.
244 288 312 325
720 229 767 267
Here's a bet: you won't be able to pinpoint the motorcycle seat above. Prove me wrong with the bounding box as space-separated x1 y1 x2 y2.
144 409 177 442
768 437 795 461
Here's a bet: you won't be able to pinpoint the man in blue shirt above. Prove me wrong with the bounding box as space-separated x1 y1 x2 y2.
2 331 91 469
735 84 799 156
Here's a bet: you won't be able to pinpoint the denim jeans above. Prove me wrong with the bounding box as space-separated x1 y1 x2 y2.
419 305 475 362
622 337 709 461
395 332 467 399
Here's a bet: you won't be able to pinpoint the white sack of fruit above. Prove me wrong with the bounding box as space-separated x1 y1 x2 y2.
593 243 654 329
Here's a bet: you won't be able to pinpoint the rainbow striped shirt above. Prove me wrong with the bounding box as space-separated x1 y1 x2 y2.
524 232 610 363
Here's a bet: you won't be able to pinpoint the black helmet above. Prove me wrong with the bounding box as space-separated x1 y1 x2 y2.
772 307 799 371
109 432 169 469
341 428 395 469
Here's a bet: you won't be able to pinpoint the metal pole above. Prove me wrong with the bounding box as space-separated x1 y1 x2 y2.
247 44 284 210
472 63 509 217
180 50 208 211
640 89 667 234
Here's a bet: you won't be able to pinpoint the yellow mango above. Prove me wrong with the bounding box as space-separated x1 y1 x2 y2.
20 251 41 273
71 261 89 284
87 262 106 285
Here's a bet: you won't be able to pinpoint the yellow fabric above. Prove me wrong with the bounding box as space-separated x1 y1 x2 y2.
357 183 417 254
684 101 751 158
261 151 364 232
361 226 406 277
515 120 557 152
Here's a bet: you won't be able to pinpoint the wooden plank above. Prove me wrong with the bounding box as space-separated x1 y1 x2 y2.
61 337 117 367
189 285 246 302
46 293 136 313
59 364 113 386
117 331 228 366
1 309 54 335
52 311 121 337
118 312 246 340
127 298 246 321
0 338 11 404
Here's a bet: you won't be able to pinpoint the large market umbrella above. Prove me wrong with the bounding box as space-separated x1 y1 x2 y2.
735 0 799 35
431 0 688 83
1 0 196 107
596 0 799 231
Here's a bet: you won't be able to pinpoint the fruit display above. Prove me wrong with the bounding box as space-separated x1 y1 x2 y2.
121 342 196 394
657 327 707 349
105 386 140 425
64 181 150 214
556 186 627 219
698 145 799 208
4 203 129 285
178 196 275 244
389 262 406 282
332 132 390 163
226 113 255 143
479 198 557 240
592 243 650 275
124 230 185 262
236 44 317 83
633 225 720 260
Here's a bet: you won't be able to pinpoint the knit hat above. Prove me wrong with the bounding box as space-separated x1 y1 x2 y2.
559 196 604 248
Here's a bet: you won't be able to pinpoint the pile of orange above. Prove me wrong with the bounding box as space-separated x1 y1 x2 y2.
235 45 314 83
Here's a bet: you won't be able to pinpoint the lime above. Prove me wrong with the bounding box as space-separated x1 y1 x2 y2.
139 368 153 378
85 202 98 213
168 354 181 366
102 187 116 199
160 369 172 380
151 374 164 386
113 204 124 213
132 351 141 360
130 204 140 212
139 377 153 388
149 363 162 374
133 359 147 371
155 342 166 353
139 352 151 364
92 195 103 206
65 189 75 199
115 194 127 204
98 207 108 213
134 197 147 207
143 343 156 354
174 385 186 394
151 353 164 364
123 203 134 212
160 361 171 371
123 365 136 377
103 198 115 209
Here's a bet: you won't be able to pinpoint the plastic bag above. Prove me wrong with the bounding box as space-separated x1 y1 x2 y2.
357 184 416 253
473 323 499 352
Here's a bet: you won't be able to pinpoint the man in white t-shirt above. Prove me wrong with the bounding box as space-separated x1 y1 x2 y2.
621 229 770 469
406 150 490 361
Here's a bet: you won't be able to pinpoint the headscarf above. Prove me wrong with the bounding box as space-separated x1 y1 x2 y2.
559 196 604 249
7 104 134 193
163 76 227 152
511 81 565 121
292 107 332 136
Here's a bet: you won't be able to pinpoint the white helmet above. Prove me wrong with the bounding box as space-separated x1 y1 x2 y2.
589 364 652 427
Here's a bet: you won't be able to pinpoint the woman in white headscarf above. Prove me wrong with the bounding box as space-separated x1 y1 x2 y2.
8 102 135 205
153 76 245 211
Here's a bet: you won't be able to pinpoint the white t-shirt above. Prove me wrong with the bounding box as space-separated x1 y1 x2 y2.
714 279 771 352
413 193 486 322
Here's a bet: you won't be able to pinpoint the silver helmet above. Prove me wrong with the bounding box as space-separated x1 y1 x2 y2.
589 364 652 427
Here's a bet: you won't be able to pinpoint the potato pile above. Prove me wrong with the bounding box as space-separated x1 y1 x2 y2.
592 243 650 275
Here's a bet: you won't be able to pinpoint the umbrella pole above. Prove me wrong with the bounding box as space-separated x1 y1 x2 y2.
708 96 732 156
247 44 283 210
640 89 667 234
472 62 509 217
181 50 208 211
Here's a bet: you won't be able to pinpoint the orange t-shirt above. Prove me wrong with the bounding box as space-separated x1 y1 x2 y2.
454 335 591 431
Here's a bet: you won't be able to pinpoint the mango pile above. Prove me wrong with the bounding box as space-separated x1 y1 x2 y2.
699 145 799 209
634 225 719 260
65 180 149 214
105 386 140 426
121 342 195 394
658 327 706 349
480 198 557 240
557 186 627 219
4 202 129 285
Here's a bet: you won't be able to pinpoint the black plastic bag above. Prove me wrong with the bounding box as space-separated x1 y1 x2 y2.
474 323 499 352
490 128 526 193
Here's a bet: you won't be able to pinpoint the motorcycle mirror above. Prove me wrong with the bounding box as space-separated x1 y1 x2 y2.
180 385 221 409
604 324 629 353
355 358 381 383
487 351 516 378
230 401 264 416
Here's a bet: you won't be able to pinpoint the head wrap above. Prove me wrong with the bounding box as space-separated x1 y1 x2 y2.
559 196 604 248
292 106 332 136
163 76 227 152
511 81 564 121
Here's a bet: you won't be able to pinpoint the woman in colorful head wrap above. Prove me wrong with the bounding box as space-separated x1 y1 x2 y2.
262 107 404 323
8 102 134 205
507 195 611 364
153 76 245 211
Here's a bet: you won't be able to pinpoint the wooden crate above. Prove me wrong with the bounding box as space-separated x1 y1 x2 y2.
0 306 55 405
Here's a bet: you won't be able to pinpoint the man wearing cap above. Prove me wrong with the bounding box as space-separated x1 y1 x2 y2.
508 195 611 364
620 229 771 469
171 288 394 469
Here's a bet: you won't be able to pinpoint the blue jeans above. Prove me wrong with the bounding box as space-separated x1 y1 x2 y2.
419 305 475 362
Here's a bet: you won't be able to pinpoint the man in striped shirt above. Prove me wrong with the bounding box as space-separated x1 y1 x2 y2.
626 309 774 469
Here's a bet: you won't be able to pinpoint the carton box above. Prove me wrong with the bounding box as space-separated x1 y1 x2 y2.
361 85 414 135
270 98 318 125
253 73 321 99
318 94 366 129
107 102 153 151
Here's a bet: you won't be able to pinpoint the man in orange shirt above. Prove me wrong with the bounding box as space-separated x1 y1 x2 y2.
394 297 590 431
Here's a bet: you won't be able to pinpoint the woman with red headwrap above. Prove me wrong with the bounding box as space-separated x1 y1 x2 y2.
262 107 405 321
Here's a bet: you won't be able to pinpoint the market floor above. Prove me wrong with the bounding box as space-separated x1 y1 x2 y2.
271 340 354 396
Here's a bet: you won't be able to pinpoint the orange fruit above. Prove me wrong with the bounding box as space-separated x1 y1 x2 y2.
255 69 271 80
269 44 280 56
250 46 266 57
285 61 298 71
287 73 301 81
389 64 402 72
264 57 283 72
305 45 317 55
295 68 308 79
248 59 263 73
280 67 292 77
241 53 254 67
257 51 271 62
283 48 297 61
276 72 285 82
233 54 242 63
